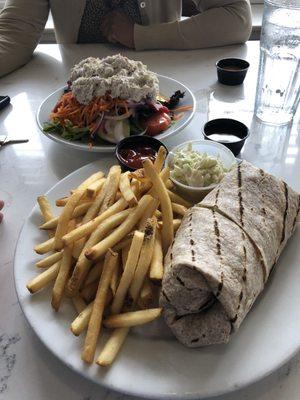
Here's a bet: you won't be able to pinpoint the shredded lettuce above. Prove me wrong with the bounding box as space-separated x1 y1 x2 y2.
170 143 228 187
43 119 90 141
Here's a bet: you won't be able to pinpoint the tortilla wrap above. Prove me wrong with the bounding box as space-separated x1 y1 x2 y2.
161 161 300 347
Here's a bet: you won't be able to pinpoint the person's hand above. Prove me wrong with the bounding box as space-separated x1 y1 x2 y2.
100 11 135 48
0 200 4 223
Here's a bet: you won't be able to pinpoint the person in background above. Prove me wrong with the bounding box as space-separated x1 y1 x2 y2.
0 0 252 77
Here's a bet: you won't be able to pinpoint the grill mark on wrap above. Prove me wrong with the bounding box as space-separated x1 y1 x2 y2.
237 164 244 227
188 213 196 262
212 210 224 297
215 188 220 206
292 197 300 231
281 182 289 244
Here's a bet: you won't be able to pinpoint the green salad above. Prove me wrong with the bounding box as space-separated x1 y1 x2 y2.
170 143 228 187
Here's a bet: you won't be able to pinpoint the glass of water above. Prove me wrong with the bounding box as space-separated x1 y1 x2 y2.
254 0 300 125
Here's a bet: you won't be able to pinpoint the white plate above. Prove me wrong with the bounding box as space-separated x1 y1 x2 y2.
37 75 196 152
14 159 300 399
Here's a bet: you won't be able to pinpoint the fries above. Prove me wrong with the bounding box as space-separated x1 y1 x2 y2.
71 301 94 336
85 195 153 261
40 201 93 230
119 171 138 207
129 218 156 302
82 249 118 363
62 198 128 246
154 146 167 172
111 231 144 315
172 202 187 217
27 262 60 293
143 160 174 254
137 279 154 309
37 196 55 237
167 189 191 208
149 230 164 280
51 221 76 311
72 296 86 314
96 328 130 367
36 251 63 269
104 308 162 329
87 178 106 198
54 190 84 250
34 237 55 254
76 171 105 191
67 208 131 296
28 155 187 368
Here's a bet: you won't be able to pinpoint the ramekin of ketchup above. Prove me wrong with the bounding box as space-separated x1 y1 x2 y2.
115 135 168 172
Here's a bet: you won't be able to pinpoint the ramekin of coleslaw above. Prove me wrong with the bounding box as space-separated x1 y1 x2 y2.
166 140 236 203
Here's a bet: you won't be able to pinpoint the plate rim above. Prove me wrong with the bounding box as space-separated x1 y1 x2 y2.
13 159 300 400
36 74 196 153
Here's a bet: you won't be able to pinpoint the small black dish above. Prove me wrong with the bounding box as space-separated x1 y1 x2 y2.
203 118 249 156
115 135 168 172
216 58 250 86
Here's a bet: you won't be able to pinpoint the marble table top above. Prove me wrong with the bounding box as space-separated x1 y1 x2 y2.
0 41 299 400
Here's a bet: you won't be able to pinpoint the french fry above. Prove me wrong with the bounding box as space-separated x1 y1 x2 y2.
110 254 120 296
56 197 69 207
167 190 191 208
84 165 121 224
111 231 145 315
26 261 60 294
36 251 63 269
71 167 121 258
149 230 163 280
51 220 76 311
96 327 129 367
86 178 106 198
76 171 105 192
154 146 167 172
54 190 84 250
104 308 162 329
37 196 55 237
85 195 153 261
112 236 133 252
138 198 160 231
84 261 103 286
72 296 86 314
119 171 138 207
137 278 154 309
172 202 187 217
82 249 118 363
143 159 173 254
158 218 182 232
67 208 131 296
165 179 174 190
129 218 156 302
121 243 130 268
39 201 93 230
80 281 98 303
34 237 55 254
71 301 94 336
62 197 128 246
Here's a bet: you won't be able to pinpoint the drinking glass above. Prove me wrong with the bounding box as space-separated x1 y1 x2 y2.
254 0 300 125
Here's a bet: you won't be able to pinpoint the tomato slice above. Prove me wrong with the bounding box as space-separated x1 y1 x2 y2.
140 112 172 136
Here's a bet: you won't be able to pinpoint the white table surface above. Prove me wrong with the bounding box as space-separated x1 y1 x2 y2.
0 41 299 400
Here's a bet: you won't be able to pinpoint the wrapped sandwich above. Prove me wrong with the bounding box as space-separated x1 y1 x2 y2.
161 161 300 347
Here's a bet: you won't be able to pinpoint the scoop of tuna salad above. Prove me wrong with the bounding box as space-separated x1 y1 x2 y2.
69 55 159 105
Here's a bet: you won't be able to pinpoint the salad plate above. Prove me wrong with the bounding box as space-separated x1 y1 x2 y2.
14 158 300 399
37 75 196 153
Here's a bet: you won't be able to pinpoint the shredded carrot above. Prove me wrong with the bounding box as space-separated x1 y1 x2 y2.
172 105 193 113
173 112 184 121
50 92 128 131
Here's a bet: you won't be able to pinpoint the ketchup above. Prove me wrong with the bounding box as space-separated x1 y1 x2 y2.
119 146 157 169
